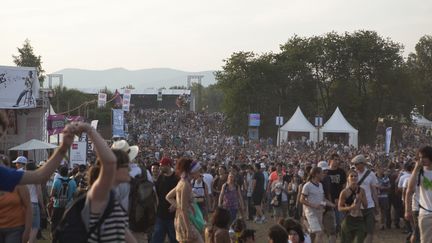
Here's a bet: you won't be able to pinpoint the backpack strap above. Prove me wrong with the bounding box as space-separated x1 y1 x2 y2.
358 170 371 186
417 168 424 187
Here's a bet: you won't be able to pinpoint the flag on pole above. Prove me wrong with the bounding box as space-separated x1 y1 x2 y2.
385 127 392 155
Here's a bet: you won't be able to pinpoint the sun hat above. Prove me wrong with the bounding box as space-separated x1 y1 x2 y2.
111 140 139 162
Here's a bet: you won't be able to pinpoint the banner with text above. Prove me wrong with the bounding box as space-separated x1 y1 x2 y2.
98 93 107 108
47 115 66 136
385 127 392 155
70 141 87 166
112 109 125 137
122 89 131 112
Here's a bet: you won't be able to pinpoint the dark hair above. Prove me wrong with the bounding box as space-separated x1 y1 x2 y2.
26 162 37 171
307 167 322 181
419 146 432 162
231 218 246 232
211 207 231 229
239 229 255 242
268 224 288 243
330 153 340 160
278 218 305 242
112 149 130 169
88 149 128 186
59 166 69 177
175 158 193 177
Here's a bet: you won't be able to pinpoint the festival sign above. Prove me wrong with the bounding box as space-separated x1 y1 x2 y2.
0 66 40 109
122 89 131 112
98 92 107 108
248 113 261 127
47 115 66 136
112 109 125 137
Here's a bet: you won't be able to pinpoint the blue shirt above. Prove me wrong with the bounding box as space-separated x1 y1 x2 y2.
0 166 23 192
52 176 77 208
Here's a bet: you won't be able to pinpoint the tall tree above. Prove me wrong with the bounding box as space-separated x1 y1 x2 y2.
12 39 45 87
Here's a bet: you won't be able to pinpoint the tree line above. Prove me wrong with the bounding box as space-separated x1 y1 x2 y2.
214 30 432 144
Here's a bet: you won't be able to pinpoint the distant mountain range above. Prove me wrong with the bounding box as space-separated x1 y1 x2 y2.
53 68 217 91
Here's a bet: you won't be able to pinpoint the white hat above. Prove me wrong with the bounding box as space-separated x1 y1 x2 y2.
317 161 330 171
111 140 139 162
12 156 27 164
260 162 266 169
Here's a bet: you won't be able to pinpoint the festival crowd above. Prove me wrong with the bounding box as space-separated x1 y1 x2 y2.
1 108 432 243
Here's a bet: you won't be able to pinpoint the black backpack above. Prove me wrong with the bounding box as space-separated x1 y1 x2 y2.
53 191 115 243
57 178 71 208
129 168 157 233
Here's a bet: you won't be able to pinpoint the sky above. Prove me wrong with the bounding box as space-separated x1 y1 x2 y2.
1 0 431 74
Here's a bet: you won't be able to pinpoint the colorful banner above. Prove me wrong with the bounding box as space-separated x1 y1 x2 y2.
122 89 131 112
113 89 122 108
0 66 40 109
98 92 107 108
47 115 66 136
385 127 392 155
112 109 125 137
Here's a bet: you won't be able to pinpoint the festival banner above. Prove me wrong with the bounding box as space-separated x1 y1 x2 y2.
47 115 66 136
98 92 107 108
0 66 40 109
112 109 125 137
122 89 131 112
385 127 392 155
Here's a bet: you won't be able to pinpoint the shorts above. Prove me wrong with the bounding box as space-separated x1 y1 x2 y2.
323 209 336 235
305 210 323 233
252 191 264 206
361 208 375 234
273 201 288 218
31 203 41 229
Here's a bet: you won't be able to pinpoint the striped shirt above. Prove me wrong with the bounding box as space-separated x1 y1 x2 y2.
87 200 128 243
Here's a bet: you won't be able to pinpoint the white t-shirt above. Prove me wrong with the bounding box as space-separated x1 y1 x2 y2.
398 172 412 190
27 184 38 203
202 173 213 194
302 181 324 215
418 168 432 216
357 169 378 208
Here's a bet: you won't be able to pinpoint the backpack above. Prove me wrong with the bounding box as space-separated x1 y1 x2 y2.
53 191 115 243
129 168 157 232
58 178 71 208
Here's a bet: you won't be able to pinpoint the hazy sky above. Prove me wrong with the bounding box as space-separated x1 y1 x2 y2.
1 0 431 74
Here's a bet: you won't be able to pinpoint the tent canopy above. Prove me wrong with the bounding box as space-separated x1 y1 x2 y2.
412 113 432 128
279 106 318 144
9 139 58 151
280 106 316 132
320 107 358 147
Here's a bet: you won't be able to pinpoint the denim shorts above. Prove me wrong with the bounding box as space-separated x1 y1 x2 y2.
0 225 24 242
31 203 41 229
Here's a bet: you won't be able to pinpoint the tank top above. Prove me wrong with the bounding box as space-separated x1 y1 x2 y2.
0 188 26 228
192 180 205 198
223 184 239 209
87 199 129 243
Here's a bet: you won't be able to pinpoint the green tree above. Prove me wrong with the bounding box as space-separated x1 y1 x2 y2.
12 39 46 87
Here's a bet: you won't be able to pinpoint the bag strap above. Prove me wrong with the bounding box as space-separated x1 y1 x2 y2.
417 168 424 187
358 170 371 186
87 191 116 239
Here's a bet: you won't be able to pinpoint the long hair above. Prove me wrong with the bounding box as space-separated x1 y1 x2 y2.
87 149 129 186
175 157 193 177
307 167 322 181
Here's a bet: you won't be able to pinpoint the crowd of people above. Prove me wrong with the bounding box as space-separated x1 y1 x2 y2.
1 108 432 243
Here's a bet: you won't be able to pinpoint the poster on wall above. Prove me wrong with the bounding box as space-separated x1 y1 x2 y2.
6 109 17 134
0 66 40 109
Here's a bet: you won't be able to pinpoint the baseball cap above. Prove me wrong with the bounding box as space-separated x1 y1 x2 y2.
12 156 27 164
317 161 330 171
159 157 173 166
260 162 266 169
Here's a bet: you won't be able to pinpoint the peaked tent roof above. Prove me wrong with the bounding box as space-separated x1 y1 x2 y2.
280 106 316 132
412 113 432 127
321 107 358 133
9 139 58 151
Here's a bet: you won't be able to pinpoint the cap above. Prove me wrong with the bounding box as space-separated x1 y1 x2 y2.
12 156 27 164
260 162 266 169
159 157 173 166
317 161 330 171
351 154 366 164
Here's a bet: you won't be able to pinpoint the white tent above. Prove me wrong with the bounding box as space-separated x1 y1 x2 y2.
278 106 318 144
412 113 432 128
319 107 358 147
9 139 58 151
